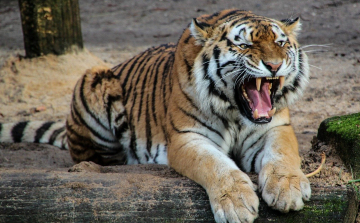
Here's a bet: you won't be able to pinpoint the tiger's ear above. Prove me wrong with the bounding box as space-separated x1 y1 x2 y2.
190 19 210 45
281 17 301 37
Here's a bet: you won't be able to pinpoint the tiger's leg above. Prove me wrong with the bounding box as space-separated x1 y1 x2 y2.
168 134 259 223
256 124 311 212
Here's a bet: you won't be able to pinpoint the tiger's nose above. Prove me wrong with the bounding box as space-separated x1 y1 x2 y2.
264 61 282 74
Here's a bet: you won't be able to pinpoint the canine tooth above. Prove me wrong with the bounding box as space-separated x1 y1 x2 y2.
268 107 276 117
269 83 272 90
256 78 261 91
253 109 259 119
279 76 285 90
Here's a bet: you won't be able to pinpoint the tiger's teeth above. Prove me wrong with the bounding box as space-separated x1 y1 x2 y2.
268 107 276 118
253 109 259 119
256 78 261 91
269 83 272 90
279 76 285 90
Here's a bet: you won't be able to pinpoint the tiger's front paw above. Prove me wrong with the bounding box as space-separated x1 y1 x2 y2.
259 163 311 213
208 170 259 223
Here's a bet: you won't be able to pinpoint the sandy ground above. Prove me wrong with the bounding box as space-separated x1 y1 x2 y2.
0 0 359 219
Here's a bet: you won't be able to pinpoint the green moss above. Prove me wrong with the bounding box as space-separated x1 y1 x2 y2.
317 113 360 179
321 113 360 143
301 197 348 222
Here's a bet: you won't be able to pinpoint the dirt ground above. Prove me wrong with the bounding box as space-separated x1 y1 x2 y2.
0 0 359 219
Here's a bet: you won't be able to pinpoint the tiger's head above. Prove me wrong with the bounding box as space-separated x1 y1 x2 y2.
183 9 309 124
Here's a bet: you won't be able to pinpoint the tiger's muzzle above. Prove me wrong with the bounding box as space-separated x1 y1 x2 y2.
236 76 284 124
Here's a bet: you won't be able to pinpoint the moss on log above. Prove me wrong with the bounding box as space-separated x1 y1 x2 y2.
317 113 360 179
0 164 358 222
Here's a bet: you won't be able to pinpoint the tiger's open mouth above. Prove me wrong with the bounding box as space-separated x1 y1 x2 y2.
236 76 284 124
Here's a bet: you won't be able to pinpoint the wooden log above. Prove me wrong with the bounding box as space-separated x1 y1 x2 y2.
18 0 83 58
0 163 358 222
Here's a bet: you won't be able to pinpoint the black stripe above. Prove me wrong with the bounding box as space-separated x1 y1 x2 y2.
251 146 265 172
72 102 117 143
115 61 130 80
66 123 92 146
293 49 304 88
128 90 140 162
79 77 108 131
184 56 192 81
178 81 200 111
153 144 160 164
168 57 174 93
34 122 55 143
91 74 103 89
114 122 129 138
226 38 233 47
220 31 228 41
151 56 167 125
137 61 154 122
203 11 219 21
129 91 138 124
121 49 151 90
70 103 81 126
106 95 122 128
240 130 256 150
210 104 229 129
48 126 65 145
129 123 140 161
234 20 249 28
110 62 123 73
213 46 227 87
124 53 154 104
184 34 192 44
66 123 113 152
178 106 224 141
202 53 210 80
170 116 221 148
250 31 254 41
201 54 231 103
218 10 242 21
209 77 231 102
0 123 2 136
245 134 267 170
161 55 174 114
220 60 236 68
115 112 125 123
11 121 29 142
145 95 152 153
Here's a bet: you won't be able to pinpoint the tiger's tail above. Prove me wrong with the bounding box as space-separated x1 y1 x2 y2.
0 121 68 150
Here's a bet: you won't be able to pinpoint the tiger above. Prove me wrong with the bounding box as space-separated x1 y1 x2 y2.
0 9 311 223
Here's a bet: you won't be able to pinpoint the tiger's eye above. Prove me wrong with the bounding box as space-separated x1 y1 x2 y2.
277 41 285 47
240 44 250 49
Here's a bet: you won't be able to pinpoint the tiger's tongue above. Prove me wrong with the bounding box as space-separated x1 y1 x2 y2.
246 81 272 118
